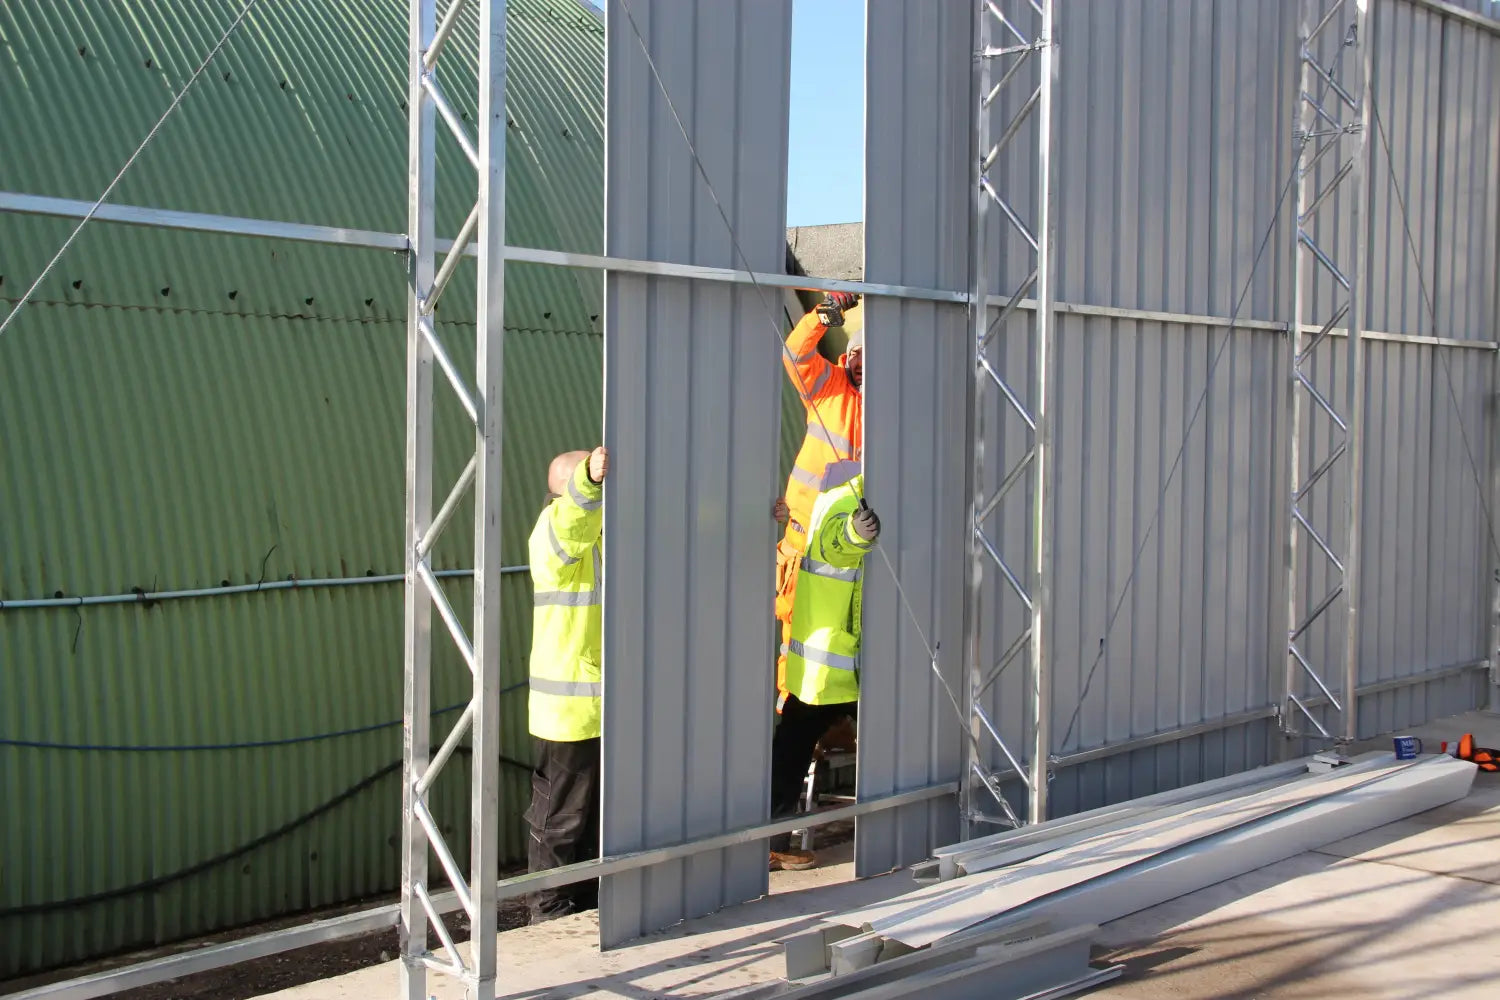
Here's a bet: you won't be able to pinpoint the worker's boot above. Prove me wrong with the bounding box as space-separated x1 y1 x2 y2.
770 847 817 871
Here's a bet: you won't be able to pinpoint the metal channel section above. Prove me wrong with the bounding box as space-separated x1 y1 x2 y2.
1281 0 1373 748
400 1 506 998
964 0 1059 834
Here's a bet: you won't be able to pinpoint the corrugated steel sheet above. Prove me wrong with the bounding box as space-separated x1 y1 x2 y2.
971 0 1497 817
857 0 969 877
0 0 605 976
598 0 792 947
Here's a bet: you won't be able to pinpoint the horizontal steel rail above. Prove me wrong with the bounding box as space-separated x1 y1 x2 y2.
6 190 1495 349
1005 657 1491 774
12 655 1487 999
5 644 1487 1000
0 191 963 305
1403 0 1500 35
2 782 956 1000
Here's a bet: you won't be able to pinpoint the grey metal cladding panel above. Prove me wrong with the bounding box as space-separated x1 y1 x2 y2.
1369 3 1499 341
600 0 790 947
985 0 1297 322
858 0 970 877
1012 318 1281 763
1047 719 1273 816
1355 341 1489 735
971 0 1492 804
1368 0 1444 339
980 0 1296 774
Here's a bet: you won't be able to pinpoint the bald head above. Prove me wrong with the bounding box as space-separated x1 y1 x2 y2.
548 451 590 498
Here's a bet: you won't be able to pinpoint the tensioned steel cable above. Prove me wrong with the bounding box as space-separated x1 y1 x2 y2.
612 0 971 727
1368 93 1500 564
1057 25 1359 752
0 0 262 340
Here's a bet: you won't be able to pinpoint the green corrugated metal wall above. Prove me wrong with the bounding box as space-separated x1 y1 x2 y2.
0 0 611 977
0 0 806 978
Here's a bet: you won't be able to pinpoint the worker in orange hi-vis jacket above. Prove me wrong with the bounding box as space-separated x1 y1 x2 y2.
773 291 863 713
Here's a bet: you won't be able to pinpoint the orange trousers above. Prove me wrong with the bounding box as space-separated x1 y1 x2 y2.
773 519 807 711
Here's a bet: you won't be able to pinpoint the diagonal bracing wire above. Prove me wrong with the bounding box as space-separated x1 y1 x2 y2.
1057 27 1359 752
611 0 964 720
0 0 262 340
1368 95 1500 564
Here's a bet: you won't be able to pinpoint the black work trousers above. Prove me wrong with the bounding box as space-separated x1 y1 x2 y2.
769 694 857 852
523 735 601 923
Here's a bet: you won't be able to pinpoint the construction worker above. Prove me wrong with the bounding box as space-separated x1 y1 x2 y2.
775 291 863 712
523 445 607 924
768 463 880 871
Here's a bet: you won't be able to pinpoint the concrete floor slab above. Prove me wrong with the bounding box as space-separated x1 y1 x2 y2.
255 715 1500 1000
256 841 909 1000
1092 828 1500 999
1087 715 1500 999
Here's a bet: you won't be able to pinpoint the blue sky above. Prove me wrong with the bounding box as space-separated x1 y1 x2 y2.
582 0 868 227
786 0 865 227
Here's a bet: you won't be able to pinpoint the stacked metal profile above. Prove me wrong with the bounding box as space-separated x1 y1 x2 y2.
749 753 1477 1000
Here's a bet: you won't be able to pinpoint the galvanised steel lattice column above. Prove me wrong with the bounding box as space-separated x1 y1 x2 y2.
401 1 506 998
963 0 1058 834
1281 0 1371 748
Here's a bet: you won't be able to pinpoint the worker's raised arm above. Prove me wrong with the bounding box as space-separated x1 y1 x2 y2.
547 448 606 561
783 292 857 403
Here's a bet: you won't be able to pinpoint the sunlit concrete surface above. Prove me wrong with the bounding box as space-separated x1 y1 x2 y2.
258 711 1500 1000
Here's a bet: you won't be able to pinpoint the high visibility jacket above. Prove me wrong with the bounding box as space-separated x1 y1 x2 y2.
775 307 863 706
783 474 872 707
781 308 863 540
527 460 603 742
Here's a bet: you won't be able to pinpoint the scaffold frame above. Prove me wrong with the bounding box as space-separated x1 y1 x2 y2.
398 0 506 997
1280 0 1373 748
962 0 1059 834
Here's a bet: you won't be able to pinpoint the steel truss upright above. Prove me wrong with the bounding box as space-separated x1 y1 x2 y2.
400 1 507 999
963 0 1059 835
1281 0 1372 748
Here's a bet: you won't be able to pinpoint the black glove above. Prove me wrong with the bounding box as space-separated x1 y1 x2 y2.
851 504 880 543
815 291 860 328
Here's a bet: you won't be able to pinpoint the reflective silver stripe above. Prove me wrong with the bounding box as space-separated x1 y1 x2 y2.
807 423 853 454
529 677 602 697
802 365 832 398
567 474 602 511
592 544 601 583
534 590 600 607
783 343 817 365
546 521 579 566
801 556 858 582
786 638 858 672
790 465 822 488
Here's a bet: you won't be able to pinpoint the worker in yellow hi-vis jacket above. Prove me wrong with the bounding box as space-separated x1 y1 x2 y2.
523 445 607 924
768 465 879 871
